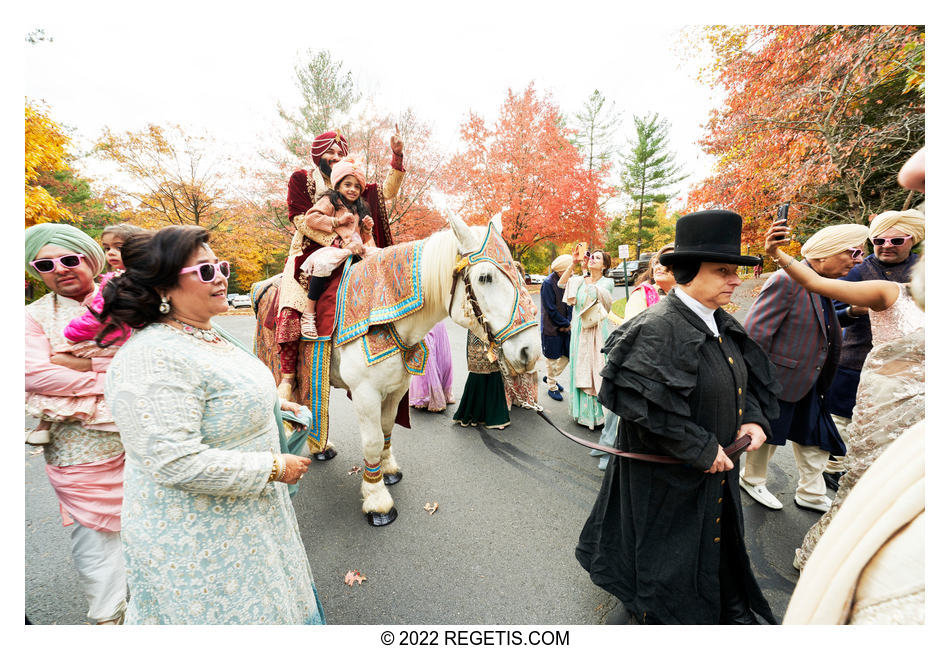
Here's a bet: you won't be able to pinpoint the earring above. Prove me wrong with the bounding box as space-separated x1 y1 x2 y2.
159 295 171 314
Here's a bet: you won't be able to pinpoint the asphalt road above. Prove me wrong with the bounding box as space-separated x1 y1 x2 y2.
25 280 828 624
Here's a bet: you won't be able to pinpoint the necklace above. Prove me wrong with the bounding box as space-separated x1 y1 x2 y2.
171 318 223 344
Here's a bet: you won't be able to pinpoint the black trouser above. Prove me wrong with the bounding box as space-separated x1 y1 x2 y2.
307 275 330 301
718 491 759 625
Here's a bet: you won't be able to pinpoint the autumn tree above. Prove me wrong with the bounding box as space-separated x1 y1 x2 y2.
94 124 275 290
277 49 361 161
685 25 924 244
25 102 76 226
445 84 610 261
620 113 687 258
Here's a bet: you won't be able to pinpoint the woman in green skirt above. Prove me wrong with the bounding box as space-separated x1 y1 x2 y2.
452 331 510 429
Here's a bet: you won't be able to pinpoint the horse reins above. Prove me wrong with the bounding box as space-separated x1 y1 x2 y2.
535 409 752 464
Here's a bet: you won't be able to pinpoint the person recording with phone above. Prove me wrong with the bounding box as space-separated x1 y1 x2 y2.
741 211 870 515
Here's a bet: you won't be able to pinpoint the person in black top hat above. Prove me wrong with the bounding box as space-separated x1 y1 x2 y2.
575 209 781 625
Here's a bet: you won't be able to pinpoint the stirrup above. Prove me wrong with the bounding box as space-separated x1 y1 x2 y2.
299 313 319 341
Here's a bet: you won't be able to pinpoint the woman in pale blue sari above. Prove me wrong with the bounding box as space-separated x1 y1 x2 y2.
100 226 324 625
561 249 615 433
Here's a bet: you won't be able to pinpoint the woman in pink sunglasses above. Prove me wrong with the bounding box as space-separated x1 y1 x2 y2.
94 225 325 625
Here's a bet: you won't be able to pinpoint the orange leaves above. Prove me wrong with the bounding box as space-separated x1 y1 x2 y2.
445 84 610 259
25 102 75 227
685 25 924 234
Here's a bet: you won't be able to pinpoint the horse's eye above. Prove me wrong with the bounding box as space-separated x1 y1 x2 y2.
478 272 493 284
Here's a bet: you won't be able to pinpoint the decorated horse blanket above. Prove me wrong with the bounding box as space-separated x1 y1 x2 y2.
334 240 428 373
335 240 425 344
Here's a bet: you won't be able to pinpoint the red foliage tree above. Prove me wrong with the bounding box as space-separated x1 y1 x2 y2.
444 84 610 260
685 25 924 250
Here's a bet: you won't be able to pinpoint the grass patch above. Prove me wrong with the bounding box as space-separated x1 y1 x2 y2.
612 298 627 317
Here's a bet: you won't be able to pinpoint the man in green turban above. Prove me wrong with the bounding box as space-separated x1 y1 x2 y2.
25 222 106 299
25 222 127 624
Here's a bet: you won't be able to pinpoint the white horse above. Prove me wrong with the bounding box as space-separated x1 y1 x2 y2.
326 211 540 525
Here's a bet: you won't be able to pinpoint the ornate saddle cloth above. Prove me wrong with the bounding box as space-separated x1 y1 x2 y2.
334 241 428 372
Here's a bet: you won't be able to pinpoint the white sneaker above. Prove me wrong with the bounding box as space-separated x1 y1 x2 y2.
794 494 832 513
739 477 783 510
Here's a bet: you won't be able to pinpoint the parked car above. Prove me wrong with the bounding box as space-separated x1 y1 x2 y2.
230 294 252 309
227 293 240 306
607 263 639 286
527 273 548 285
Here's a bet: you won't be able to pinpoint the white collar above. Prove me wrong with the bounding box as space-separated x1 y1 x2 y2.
673 286 719 336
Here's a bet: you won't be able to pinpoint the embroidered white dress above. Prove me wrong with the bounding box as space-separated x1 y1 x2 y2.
105 323 322 624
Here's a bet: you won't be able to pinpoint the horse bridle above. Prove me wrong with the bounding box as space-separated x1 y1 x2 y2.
448 232 538 357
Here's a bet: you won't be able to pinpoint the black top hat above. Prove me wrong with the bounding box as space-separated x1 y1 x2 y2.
659 210 762 267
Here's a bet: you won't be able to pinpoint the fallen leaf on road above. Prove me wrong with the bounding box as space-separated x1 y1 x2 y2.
29 447 44 456
424 502 439 515
347 466 362 476
344 570 367 586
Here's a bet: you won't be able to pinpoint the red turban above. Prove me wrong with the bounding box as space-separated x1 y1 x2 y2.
310 131 349 165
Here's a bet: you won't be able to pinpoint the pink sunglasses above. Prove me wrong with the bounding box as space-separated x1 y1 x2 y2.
179 260 230 283
30 253 86 274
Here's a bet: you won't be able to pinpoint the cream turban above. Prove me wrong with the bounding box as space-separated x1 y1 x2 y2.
800 223 870 260
869 209 925 244
550 254 573 274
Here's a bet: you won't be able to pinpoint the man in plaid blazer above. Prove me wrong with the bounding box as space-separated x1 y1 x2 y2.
739 224 868 513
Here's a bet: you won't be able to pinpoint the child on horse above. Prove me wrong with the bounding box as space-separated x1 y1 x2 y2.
298 159 378 340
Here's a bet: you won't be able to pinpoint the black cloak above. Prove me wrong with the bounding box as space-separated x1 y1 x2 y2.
576 291 781 624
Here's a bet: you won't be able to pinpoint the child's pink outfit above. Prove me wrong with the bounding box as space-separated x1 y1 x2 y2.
299 197 378 278
26 272 131 429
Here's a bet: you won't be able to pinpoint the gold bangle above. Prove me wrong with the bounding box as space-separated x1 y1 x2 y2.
268 451 280 482
276 455 287 482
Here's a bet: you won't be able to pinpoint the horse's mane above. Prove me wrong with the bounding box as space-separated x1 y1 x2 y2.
418 226 467 323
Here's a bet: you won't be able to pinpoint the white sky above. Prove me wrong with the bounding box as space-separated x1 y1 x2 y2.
8 1 950 640
20 0 727 211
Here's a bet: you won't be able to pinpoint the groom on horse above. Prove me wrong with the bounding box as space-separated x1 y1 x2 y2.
261 128 407 460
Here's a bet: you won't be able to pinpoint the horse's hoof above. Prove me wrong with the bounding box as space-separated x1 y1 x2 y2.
312 448 337 461
366 507 398 527
383 471 403 486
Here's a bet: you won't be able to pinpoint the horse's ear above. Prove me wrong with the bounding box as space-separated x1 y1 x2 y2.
446 210 480 253
489 212 503 234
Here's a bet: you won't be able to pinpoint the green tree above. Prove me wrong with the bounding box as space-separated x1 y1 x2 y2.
604 203 676 263
276 49 361 160
620 113 687 257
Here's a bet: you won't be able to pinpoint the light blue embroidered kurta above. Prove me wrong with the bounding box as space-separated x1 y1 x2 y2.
565 276 615 429
105 323 323 625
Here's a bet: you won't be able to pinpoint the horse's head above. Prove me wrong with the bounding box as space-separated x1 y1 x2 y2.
445 212 541 374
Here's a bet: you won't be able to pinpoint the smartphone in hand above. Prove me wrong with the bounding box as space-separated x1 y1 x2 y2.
775 202 790 224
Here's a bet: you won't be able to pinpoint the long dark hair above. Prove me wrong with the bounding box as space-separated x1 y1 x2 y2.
96 225 210 346
320 188 371 220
